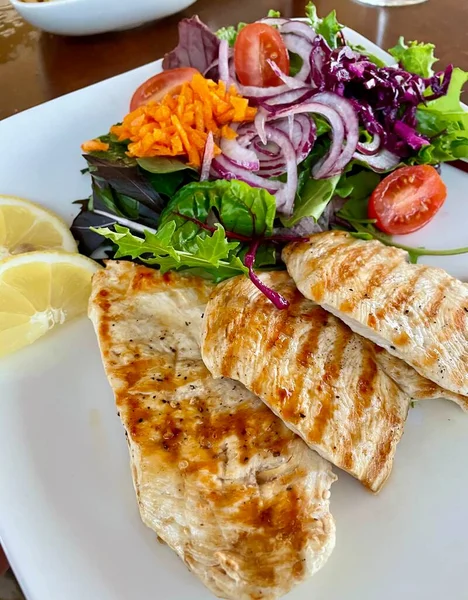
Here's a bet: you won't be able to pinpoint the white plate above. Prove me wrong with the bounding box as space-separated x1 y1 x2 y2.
0 29 467 600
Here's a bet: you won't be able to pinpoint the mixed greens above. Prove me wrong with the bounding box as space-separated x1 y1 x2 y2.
73 3 468 308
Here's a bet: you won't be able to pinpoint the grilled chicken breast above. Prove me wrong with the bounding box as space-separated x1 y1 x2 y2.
371 346 468 411
283 231 468 399
89 261 336 600
201 271 410 493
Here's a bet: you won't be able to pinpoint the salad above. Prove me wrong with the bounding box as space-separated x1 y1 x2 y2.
73 3 468 308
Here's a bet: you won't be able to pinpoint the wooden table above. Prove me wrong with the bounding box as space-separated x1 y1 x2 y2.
1 0 467 121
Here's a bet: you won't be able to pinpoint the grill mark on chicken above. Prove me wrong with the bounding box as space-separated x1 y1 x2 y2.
281 312 324 423
309 326 350 446
221 296 250 378
89 261 337 600
454 306 467 331
332 244 375 292
284 231 468 398
388 268 430 319
201 271 410 492
423 279 448 322
354 354 379 443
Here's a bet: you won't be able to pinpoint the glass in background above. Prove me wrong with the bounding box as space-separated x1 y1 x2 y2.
355 0 427 6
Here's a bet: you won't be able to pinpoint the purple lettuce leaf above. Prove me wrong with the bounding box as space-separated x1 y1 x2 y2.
162 16 220 75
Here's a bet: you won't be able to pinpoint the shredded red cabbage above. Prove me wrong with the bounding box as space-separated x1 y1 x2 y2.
244 241 290 310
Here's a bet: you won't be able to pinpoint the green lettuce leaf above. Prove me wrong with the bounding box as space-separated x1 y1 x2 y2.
417 68 468 133
388 37 437 77
351 44 387 68
281 176 340 227
289 52 303 77
306 2 343 49
92 180 278 282
216 23 246 47
414 67 468 163
159 179 277 239
336 170 382 203
136 156 197 174
412 122 468 164
93 222 248 281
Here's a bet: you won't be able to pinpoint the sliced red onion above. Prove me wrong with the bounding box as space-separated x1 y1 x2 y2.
282 33 313 82
288 113 294 138
236 126 258 147
264 125 298 215
312 91 359 174
200 132 214 182
258 17 290 27
252 139 281 158
218 39 230 85
280 20 318 43
352 148 400 172
267 59 307 89
254 109 268 145
229 62 301 99
256 167 287 178
357 134 381 156
220 135 260 171
269 114 315 161
295 114 316 156
259 88 315 112
273 102 345 179
211 155 283 194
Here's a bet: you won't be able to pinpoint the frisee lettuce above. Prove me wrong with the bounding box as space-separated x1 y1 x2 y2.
93 222 248 281
216 23 246 47
306 2 343 49
91 180 279 282
389 37 437 77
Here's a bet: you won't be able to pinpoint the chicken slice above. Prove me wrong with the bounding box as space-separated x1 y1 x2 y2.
201 271 410 493
89 261 336 600
371 346 468 410
283 231 468 399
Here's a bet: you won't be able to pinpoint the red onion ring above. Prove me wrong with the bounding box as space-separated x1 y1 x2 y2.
229 62 303 99
312 91 359 175
280 20 318 43
200 132 215 182
259 88 316 112
357 134 382 156
352 148 400 172
264 126 298 215
211 155 283 193
220 124 260 170
273 102 345 179
282 33 313 82
255 110 268 145
218 39 230 85
267 59 307 89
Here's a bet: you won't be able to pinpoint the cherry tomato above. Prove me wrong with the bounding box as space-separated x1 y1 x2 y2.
129 67 199 111
368 165 447 235
234 23 290 87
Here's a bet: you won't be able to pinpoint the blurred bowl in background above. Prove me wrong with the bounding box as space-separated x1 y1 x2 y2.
9 0 198 36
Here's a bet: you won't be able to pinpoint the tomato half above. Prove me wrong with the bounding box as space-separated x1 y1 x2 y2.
234 23 290 87
129 67 199 111
368 165 447 235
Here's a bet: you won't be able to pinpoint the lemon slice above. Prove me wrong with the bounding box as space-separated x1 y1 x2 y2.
0 251 100 358
0 195 77 259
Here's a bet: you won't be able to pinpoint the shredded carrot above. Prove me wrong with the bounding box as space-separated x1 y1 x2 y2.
107 73 258 168
81 139 110 153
